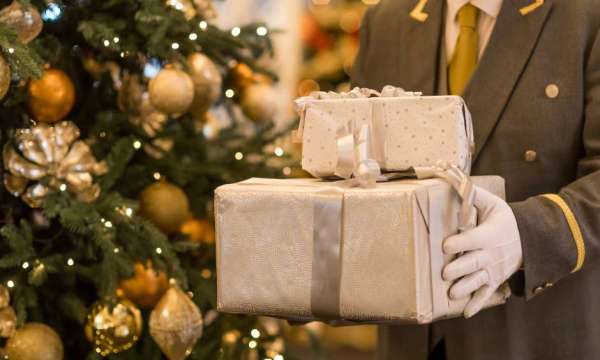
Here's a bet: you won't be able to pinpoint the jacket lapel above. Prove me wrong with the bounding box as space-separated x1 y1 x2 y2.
463 0 554 161
402 0 445 95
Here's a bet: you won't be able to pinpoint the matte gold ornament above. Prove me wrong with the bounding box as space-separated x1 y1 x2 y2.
230 63 255 91
0 307 16 338
27 69 75 123
85 298 142 356
0 1 43 43
2 121 108 208
149 286 203 360
187 53 222 115
149 68 194 115
0 54 10 101
139 181 190 233
240 83 278 123
5 323 64 360
180 218 214 245
0 285 9 309
119 261 169 309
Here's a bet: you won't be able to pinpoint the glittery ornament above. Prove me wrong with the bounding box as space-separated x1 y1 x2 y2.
149 286 203 360
187 53 221 115
0 54 10 100
85 298 142 356
240 83 277 123
5 323 64 360
2 121 108 207
27 69 75 123
139 181 190 233
119 262 169 309
0 1 43 43
149 68 194 115
0 307 16 338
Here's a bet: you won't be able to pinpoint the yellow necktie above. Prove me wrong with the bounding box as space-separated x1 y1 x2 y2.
448 3 479 95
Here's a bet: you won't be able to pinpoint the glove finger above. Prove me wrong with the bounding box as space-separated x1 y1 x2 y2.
472 186 501 214
448 269 490 300
443 223 495 254
464 285 495 319
442 250 490 281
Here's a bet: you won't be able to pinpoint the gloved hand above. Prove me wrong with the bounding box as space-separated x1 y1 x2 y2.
442 186 523 318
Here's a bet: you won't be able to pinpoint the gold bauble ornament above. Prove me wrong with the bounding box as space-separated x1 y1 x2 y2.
2 121 108 208
0 54 11 101
0 307 16 338
240 83 277 123
119 261 169 309
5 323 64 360
149 286 203 360
85 298 142 356
231 63 255 91
0 1 43 44
180 218 214 245
27 69 75 123
149 68 194 115
0 285 9 309
187 53 222 115
140 181 190 233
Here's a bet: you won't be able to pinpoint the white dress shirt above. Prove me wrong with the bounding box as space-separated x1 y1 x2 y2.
445 0 503 61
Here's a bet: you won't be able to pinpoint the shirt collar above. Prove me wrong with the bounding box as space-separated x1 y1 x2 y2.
447 0 503 21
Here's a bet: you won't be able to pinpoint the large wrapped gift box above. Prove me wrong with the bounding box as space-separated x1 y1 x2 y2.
296 88 474 178
215 176 506 324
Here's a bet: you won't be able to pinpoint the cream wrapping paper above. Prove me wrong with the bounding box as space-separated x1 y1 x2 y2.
215 176 506 324
295 88 474 179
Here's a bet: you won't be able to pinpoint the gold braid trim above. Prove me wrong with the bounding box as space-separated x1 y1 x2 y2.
542 194 585 273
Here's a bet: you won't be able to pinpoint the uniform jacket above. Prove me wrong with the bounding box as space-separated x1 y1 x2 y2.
351 0 600 359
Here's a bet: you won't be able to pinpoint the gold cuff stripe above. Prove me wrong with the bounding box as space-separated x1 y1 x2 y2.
519 0 545 16
542 194 585 273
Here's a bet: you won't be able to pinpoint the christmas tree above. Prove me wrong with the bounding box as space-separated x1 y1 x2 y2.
0 0 292 359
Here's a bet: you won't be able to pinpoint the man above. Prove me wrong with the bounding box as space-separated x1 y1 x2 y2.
351 0 600 359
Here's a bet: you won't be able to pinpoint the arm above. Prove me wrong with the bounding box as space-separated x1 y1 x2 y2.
510 28 600 299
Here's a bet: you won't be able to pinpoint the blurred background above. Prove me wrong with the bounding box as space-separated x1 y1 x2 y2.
215 0 379 358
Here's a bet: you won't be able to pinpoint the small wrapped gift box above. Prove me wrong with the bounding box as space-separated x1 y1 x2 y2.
215 176 506 324
295 87 474 179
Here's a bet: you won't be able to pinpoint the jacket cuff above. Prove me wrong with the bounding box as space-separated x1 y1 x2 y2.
510 196 579 300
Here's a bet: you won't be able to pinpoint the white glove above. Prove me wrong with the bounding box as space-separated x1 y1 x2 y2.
442 186 523 318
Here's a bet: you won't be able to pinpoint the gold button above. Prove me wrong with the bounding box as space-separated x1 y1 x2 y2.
545 282 553 288
545 84 560 99
533 286 545 295
524 150 537 162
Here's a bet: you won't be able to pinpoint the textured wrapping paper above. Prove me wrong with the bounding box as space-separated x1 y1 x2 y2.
215 176 506 324
297 94 474 178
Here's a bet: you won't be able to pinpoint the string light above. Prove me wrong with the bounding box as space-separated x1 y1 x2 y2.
274 147 284 157
42 3 62 22
256 26 268 36
113 36 120 43
59 184 67 191
133 140 142 149
104 221 113 228
171 42 180 50
234 152 244 160
67 258 74 266
125 208 133 217
22 262 29 270
6 280 14 288
248 340 257 349
274 355 284 360
225 89 235 98
250 329 261 339
153 172 162 180
199 21 208 30
143 58 162 78
189 32 198 40
155 247 163 255
7 48 14 54
201 269 212 279
103 39 110 47
231 27 241 37
120 51 126 58
113 248 120 254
